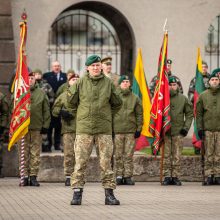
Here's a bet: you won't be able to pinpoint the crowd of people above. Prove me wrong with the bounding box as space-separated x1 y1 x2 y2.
0 55 220 205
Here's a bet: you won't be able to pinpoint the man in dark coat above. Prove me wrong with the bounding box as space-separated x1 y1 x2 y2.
43 61 67 151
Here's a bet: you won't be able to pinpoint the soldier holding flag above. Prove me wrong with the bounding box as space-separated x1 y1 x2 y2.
162 76 193 186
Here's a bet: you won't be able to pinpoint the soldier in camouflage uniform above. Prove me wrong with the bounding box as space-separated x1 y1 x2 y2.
0 92 9 178
56 69 78 98
113 75 143 185
196 69 220 185
101 57 120 87
52 73 79 186
162 76 193 186
18 72 51 186
188 61 210 155
149 59 183 99
34 69 55 152
67 55 122 205
34 69 55 105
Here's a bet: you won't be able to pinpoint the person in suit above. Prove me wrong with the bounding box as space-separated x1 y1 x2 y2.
43 61 67 151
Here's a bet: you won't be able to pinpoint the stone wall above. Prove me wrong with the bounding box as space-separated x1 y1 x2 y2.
2 146 203 182
0 0 15 94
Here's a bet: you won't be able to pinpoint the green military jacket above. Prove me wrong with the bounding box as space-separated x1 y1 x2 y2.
169 90 193 136
0 92 9 128
67 72 122 135
29 84 51 130
52 91 76 134
113 88 143 133
56 82 69 98
196 87 220 131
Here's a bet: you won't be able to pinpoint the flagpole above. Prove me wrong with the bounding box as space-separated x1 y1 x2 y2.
20 136 25 186
19 10 27 187
160 18 168 184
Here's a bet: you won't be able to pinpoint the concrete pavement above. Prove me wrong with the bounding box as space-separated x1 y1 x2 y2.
0 178 220 220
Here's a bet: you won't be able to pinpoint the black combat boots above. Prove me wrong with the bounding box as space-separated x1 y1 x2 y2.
105 189 120 205
71 188 83 205
124 177 135 185
30 176 40 186
116 176 123 185
172 177 182 186
19 177 29 186
161 177 172 185
65 177 71 186
204 175 214 186
215 177 220 185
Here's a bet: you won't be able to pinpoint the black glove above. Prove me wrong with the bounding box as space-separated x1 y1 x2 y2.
60 109 73 120
134 131 141 139
40 127 48 134
198 130 205 139
0 126 5 135
180 129 188 137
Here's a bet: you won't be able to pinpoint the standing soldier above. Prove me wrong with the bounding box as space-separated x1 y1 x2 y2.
18 72 51 186
67 55 122 205
43 61 67 151
162 76 193 186
196 69 220 185
52 73 79 186
113 75 143 185
188 61 210 155
101 57 120 87
56 69 77 98
34 69 55 152
0 92 9 178
150 59 183 99
34 69 55 105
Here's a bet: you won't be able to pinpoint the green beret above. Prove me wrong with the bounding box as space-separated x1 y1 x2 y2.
33 69 42 74
85 55 101 66
209 68 220 80
169 76 177 84
167 59 172 64
118 75 130 85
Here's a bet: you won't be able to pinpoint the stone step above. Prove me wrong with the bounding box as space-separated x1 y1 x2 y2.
2 145 203 182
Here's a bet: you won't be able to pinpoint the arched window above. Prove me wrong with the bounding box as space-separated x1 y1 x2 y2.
204 15 220 71
47 9 121 75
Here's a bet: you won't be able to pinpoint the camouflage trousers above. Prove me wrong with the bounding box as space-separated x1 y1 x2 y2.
71 134 115 189
114 133 135 178
163 135 183 178
63 133 76 176
18 130 42 176
204 131 220 177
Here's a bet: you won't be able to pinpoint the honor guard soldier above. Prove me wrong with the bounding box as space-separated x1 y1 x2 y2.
188 61 210 155
18 72 51 186
196 69 220 185
52 73 79 186
101 56 120 87
162 76 193 186
113 75 143 185
150 59 183 99
67 55 122 205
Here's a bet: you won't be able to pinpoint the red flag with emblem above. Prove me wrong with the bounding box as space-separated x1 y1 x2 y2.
8 14 30 151
149 33 171 154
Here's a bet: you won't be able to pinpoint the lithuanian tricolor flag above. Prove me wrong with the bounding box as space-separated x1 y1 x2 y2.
132 48 153 151
192 48 205 148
